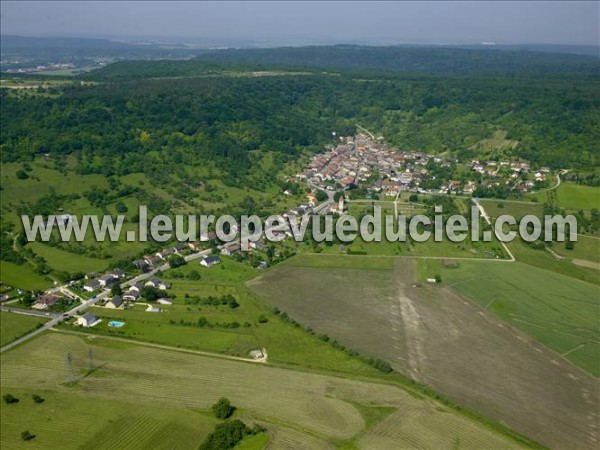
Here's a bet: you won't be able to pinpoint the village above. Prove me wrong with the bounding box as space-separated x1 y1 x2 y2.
295 133 552 198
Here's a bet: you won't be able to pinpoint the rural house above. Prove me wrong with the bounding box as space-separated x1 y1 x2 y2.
200 255 221 267
105 296 124 309
77 313 99 328
83 279 101 292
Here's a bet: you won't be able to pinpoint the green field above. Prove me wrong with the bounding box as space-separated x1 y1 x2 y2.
0 261 52 291
419 259 600 375
480 199 544 220
556 183 600 211
0 332 524 450
28 242 109 274
0 313 48 347
506 238 600 285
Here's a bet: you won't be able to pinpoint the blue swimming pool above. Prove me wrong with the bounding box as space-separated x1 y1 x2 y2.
108 321 125 328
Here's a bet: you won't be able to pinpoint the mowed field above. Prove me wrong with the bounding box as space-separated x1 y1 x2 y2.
0 312 48 347
248 255 600 449
0 332 521 450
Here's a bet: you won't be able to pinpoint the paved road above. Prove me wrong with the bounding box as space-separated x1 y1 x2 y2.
0 306 60 319
0 248 214 354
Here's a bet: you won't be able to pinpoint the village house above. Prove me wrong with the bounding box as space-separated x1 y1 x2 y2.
105 296 124 309
77 313 99 328
133 259 149 272
83 279 101 292
122 290 140 301
98 273 118 287
145 278 170 290
32 293 63 310
200 255 221 267
221 242 241 257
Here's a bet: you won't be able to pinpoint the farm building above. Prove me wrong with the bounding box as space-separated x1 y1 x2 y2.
145 305 162 313
157 298 172 305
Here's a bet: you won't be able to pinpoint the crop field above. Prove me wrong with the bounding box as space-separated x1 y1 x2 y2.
420 259 600 375
0 312 48 347
248 255 599 449
0 332 522 449
0 261 52 291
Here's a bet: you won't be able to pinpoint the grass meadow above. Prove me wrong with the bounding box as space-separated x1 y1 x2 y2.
0 312 48 347
0 261 52 291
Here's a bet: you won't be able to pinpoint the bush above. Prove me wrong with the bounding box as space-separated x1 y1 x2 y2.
212 397 235 419
21 431 35 441
32 394 44 404
367 358 394 373
3 393 19 404
565 241 575 250
257 314 268 324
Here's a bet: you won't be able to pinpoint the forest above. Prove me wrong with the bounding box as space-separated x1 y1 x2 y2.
2 58 599 183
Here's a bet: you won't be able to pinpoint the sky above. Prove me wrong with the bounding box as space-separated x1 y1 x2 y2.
1 1 598 46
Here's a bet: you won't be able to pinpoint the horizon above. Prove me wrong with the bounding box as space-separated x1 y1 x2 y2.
1 1 598 47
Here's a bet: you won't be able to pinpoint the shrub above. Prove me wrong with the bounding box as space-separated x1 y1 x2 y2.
3 394 19 404
32 394 44 404
21 431 35 441
257 314 268 324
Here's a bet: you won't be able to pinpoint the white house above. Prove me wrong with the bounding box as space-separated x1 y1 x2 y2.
77 313 99 328
200 256 221 267
83 279 101 292
123 291 140 301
